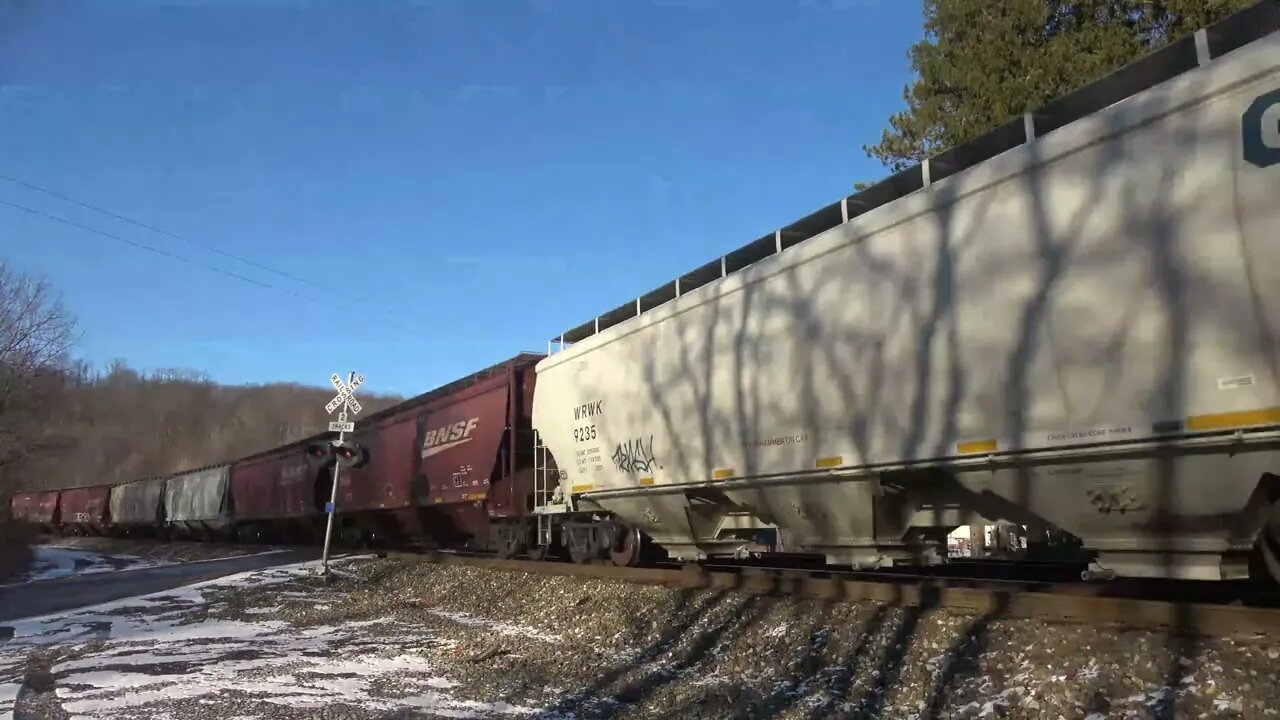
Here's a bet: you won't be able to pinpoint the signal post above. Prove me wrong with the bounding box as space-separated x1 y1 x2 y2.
309 370 369 576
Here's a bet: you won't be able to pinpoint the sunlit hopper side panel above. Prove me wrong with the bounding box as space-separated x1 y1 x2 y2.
534 14 1280 578
165 465 232 538
109 477 168 530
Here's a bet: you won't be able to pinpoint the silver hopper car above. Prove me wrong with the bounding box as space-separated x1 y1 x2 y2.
530 4 1280 583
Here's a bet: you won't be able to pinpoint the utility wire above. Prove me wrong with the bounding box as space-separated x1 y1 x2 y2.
0 193 437 343
0 198 303 296
0 174 324 290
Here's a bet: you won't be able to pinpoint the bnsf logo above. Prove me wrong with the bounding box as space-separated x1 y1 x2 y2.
422 417 480 458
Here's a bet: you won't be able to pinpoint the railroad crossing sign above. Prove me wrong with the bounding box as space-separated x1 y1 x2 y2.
319 369 364 577
325 371 364 432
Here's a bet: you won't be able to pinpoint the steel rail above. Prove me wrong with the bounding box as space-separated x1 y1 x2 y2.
383 550 1280 641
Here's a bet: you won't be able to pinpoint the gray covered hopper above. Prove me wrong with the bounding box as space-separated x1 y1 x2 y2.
109 477 167 527
164 465 232 534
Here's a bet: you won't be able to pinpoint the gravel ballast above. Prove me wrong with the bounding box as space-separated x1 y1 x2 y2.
3 555 1277 719
326 559 1279 719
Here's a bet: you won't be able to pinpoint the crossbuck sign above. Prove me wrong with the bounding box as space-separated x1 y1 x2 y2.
319 369 363 577
325 371 364 432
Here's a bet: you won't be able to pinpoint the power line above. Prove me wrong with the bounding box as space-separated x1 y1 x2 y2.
0 175 497 347
0 196 436 344
0 198 302 296
0 174 324 290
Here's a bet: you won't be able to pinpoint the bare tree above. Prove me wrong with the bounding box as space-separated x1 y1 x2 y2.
0 259 407 495
0 259 76 493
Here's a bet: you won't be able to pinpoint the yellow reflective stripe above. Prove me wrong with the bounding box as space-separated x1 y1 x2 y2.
816 456 843 469
958 438 998 454
712 468 735 480
1187 407 1280 431
571 484 594 494
639 477 656 486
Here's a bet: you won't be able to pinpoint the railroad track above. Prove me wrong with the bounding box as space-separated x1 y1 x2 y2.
34 535 1280 640
375 549 1280 642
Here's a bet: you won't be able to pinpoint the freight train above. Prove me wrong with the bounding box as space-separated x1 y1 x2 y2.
8 3 1280 584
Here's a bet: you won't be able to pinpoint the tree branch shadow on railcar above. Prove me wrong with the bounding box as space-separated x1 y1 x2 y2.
899 169 974 468
628 125 1022 718
706 170 999 553
805 66 1224 713
1230 125 1280 394
1132 68 1202 720
635 274 726 484
743 137 998 720
730 247 765 483
1012 62 1250 718
631 42 1243 719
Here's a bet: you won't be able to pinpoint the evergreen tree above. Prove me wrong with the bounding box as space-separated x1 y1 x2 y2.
863 0 1258 173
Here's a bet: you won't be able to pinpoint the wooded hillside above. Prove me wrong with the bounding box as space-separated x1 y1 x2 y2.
0 260 403 495
15 363 403 492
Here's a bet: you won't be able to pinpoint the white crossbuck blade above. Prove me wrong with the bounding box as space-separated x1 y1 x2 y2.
325 372 365 416
330 373 364 393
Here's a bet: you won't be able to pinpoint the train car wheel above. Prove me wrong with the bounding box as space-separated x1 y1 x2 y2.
609 526 643 567
492 523 524 559
562 523 598 564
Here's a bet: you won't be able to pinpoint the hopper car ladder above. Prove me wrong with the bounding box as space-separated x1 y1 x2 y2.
532 339 577 549
532 429 569 548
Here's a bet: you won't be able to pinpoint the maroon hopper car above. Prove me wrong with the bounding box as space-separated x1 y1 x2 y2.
58 486 112 535
9 491 60 533
231 444 326 543
331 403 420 545
333 353 543 552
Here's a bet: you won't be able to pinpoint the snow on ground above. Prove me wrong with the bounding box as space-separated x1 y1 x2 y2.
6 545 292 586
0 557 540 719
4 553 1276 719
15 546 169 583
0 686 18 720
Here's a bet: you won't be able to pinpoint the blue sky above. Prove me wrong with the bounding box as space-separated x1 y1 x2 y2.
0 0 923 398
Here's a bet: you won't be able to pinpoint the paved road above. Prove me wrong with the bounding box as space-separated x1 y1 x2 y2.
0 548 319 623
